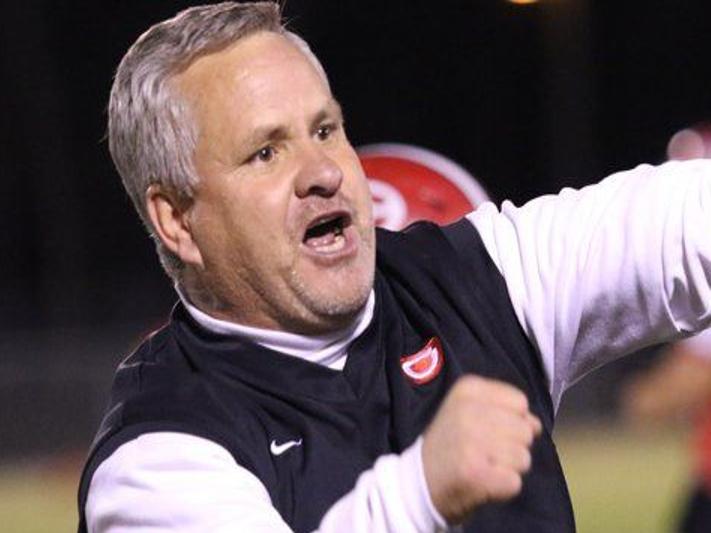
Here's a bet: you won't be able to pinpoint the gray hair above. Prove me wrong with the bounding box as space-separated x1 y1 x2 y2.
108 1 329 279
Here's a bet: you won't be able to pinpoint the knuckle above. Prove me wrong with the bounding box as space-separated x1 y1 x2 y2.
530 414 543 436
490 470 523 501
486 380 529 412
519 448 532 472
520 422 536 446
509 389 529 412
507 471 524 495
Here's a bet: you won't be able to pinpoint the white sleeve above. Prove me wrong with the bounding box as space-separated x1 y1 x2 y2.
85 432 447 533
467 159 711 408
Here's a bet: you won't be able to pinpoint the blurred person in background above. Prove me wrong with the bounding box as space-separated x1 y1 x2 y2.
78 3 711 532
623 122 711 533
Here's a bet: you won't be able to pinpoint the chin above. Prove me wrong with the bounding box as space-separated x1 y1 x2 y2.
287 237 376 333
315 288 370 320
290 270 374 333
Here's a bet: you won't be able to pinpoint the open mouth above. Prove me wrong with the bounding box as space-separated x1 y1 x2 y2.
303 212 352 253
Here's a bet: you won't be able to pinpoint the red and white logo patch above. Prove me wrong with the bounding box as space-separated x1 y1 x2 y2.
400 337 444 385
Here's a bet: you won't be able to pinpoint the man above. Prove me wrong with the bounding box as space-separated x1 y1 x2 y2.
78 3 711 532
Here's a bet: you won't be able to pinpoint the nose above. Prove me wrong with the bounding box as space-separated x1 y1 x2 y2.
294 147 344 199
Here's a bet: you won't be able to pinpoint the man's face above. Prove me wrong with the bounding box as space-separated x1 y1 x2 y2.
174 32 375 333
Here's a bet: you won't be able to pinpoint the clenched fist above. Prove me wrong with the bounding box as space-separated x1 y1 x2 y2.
422 375 542 524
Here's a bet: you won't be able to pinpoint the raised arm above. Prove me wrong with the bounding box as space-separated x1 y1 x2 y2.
469 159 711 407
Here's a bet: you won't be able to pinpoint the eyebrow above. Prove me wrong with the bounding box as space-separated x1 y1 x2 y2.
242 99 344 150
242 125 288 152
310 99 344 130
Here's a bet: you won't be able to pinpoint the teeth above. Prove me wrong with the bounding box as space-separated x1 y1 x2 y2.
313 233 345 253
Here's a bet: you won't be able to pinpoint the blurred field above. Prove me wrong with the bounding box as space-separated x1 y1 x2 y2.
0 425 693 532
0 456 79 533
557 424 691 533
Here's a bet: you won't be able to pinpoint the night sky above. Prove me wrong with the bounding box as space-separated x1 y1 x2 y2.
3 0 711 331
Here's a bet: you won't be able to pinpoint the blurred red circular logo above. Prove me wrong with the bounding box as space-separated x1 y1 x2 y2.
358 143 490 230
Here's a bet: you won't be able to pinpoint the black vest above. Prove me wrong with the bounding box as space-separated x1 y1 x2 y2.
78 220 575 532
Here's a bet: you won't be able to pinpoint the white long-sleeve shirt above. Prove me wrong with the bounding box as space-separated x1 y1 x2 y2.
86 160 711 532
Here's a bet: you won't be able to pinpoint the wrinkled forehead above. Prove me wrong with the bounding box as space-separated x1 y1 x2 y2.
173 31 330 116
170 31 337 171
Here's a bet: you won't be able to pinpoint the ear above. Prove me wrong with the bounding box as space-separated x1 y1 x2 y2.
146 185 204 268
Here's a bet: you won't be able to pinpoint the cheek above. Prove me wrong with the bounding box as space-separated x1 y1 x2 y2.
351 170 374 217
225 178 287 225
190 190 253 258
339 153 371 205
233 184 297 258
190 204 238 268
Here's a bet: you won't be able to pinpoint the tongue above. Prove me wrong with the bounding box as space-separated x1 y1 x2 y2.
305 230 337 249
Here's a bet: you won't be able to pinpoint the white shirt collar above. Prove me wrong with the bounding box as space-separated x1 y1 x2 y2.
176 287 375 371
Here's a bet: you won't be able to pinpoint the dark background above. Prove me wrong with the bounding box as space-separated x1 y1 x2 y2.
2 0 710 459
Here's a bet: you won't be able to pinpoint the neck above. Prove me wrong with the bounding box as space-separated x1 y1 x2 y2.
176 285 376 369
179 268 369 335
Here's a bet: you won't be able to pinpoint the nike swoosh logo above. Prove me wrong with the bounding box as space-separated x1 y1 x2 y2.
270 438 303 456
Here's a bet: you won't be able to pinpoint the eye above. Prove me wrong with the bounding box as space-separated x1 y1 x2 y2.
248 145 276 164
316 123 337 141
